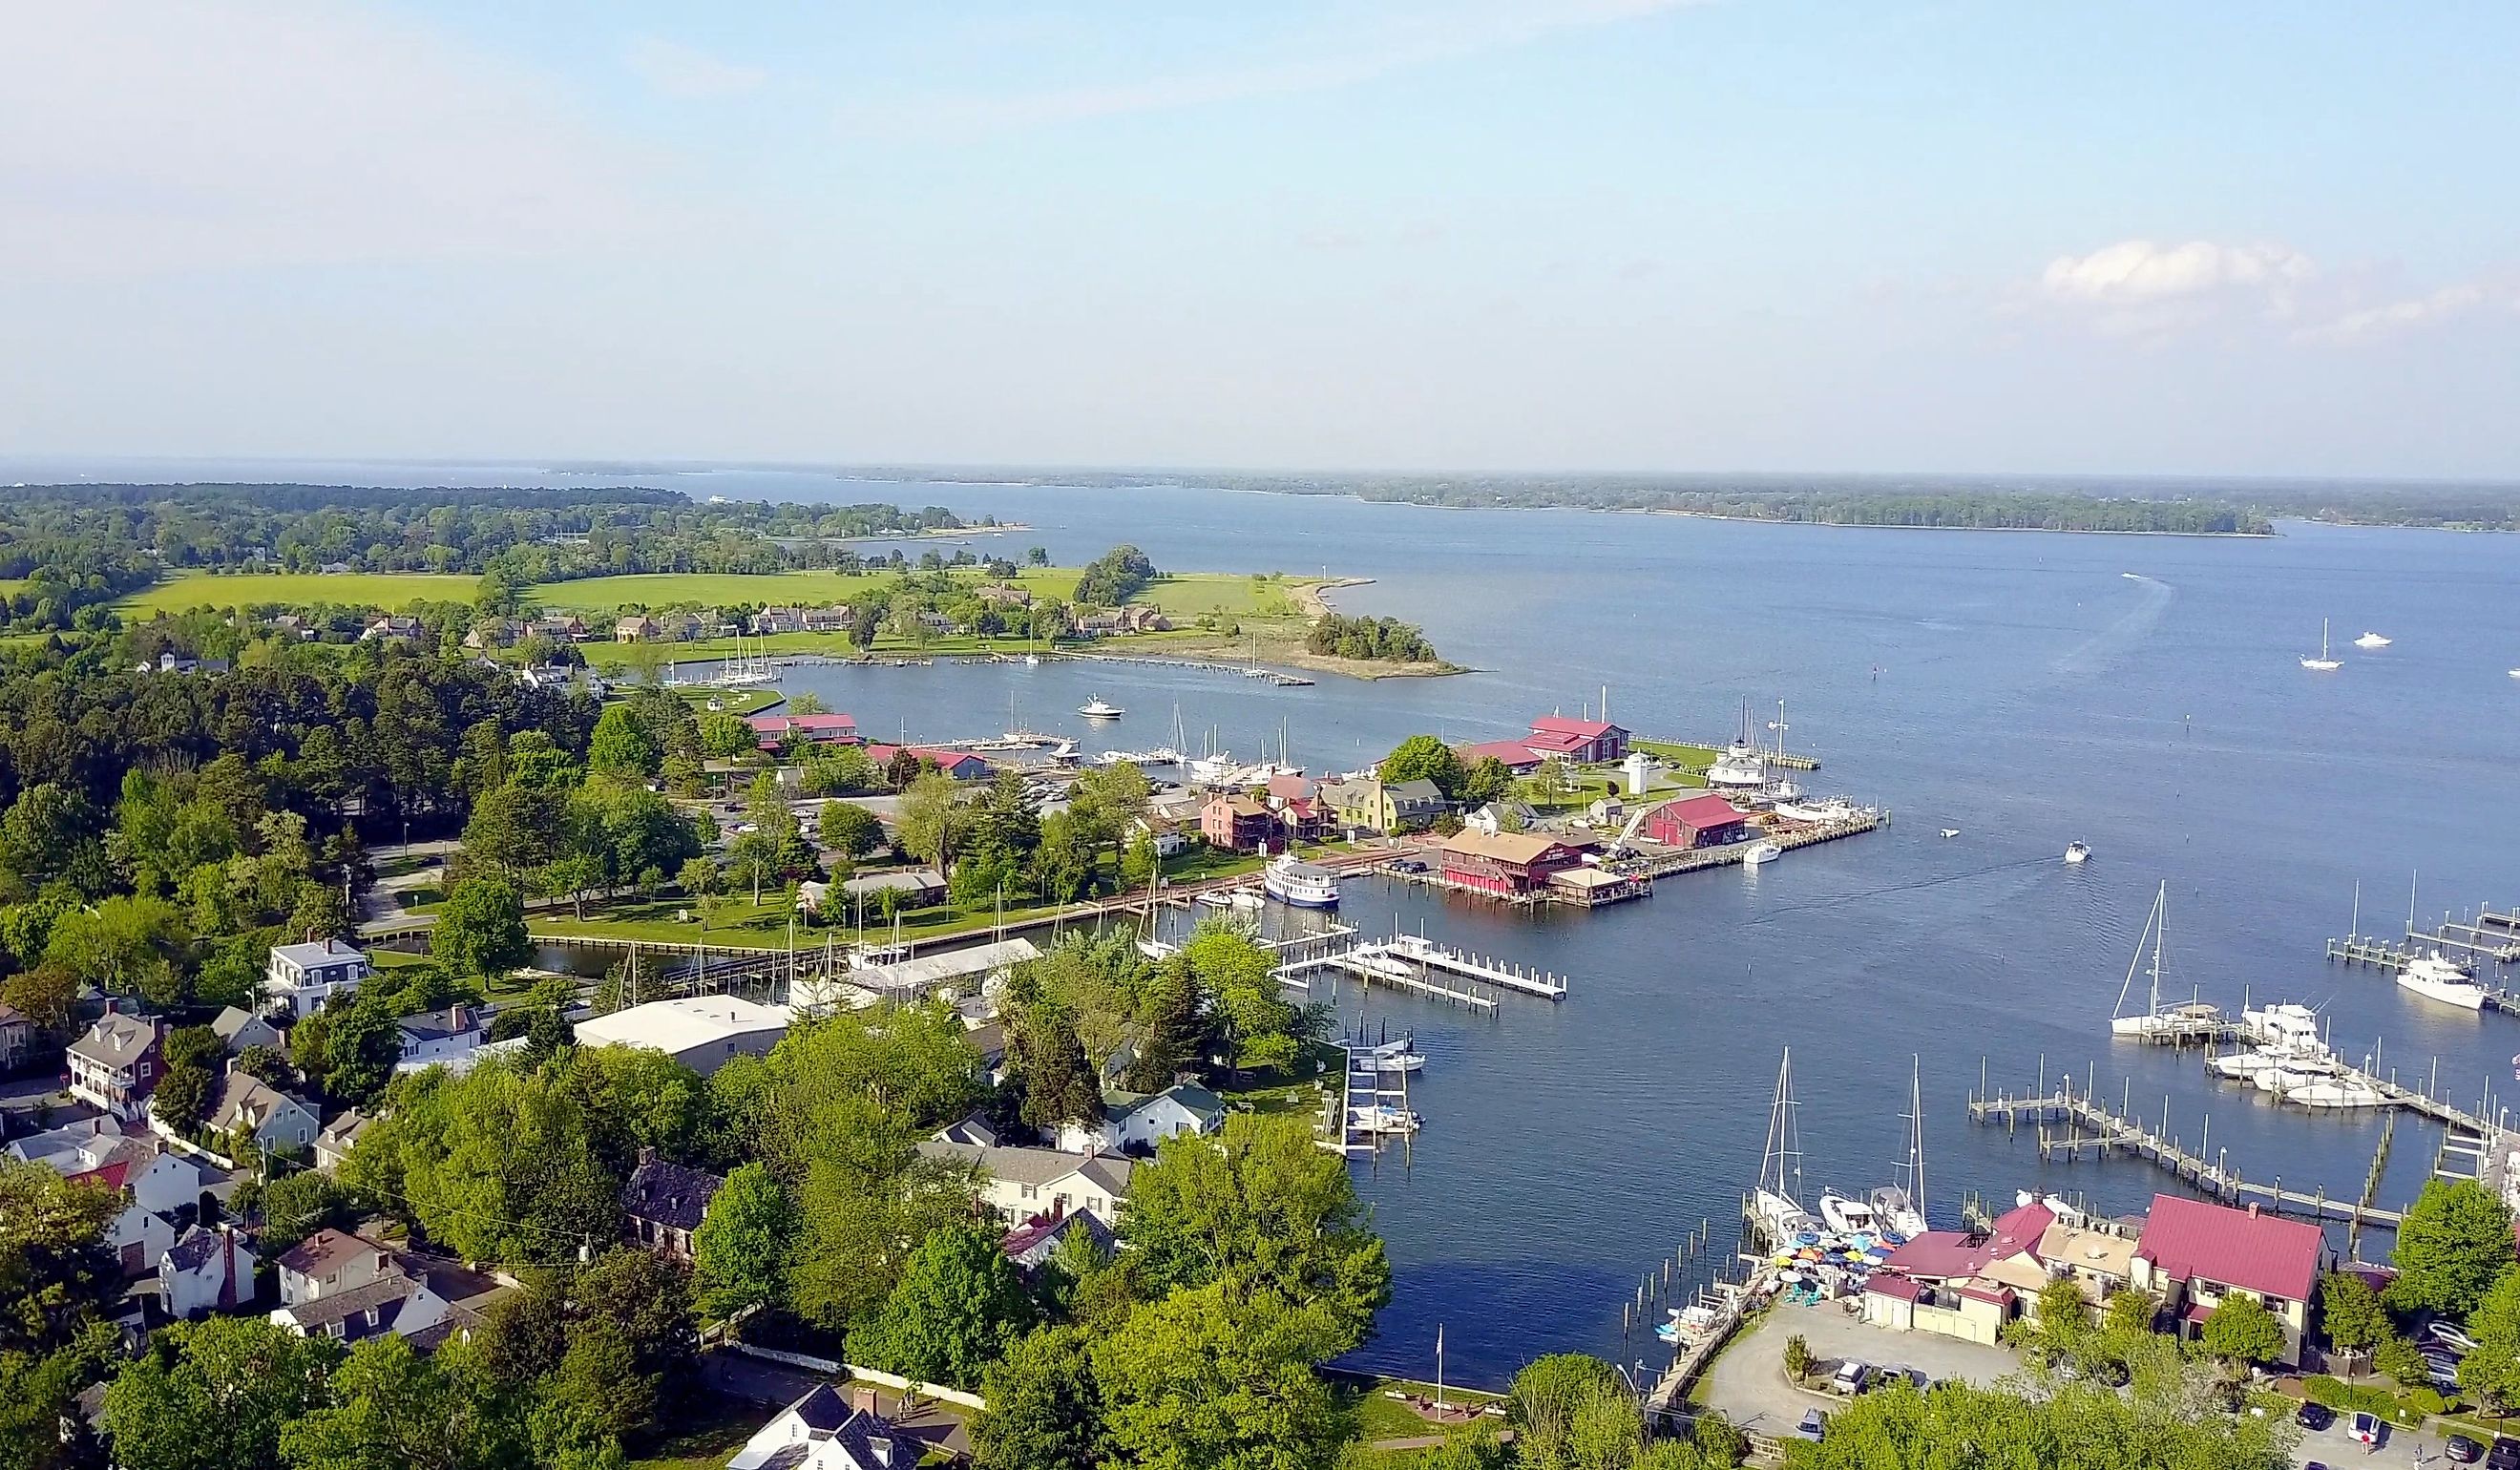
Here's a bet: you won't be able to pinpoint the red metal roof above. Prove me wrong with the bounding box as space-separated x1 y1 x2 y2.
1864 1275 1924 1302
1959 1283 2017 1308
1879 1229 1996 1280
1522 728 1592 754
1654 794 1750 830
1986 1201 2055 1261
1459 740 1544 768
2135 1194 2323 1303
1530 716 1621 739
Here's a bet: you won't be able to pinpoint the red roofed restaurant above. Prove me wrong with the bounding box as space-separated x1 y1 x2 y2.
1437 830 1590 896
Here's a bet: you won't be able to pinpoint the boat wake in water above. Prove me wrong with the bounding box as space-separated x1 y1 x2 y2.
2052 573 2175 678
1742 853 2058 929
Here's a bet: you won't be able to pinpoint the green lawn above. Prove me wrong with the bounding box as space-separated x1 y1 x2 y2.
625 1398 771 1470
1634 739 1721 768
116 570 481 616
532 571 896 612
1334 1376 1507 1443
1135 572 1305 619
669 686 785 716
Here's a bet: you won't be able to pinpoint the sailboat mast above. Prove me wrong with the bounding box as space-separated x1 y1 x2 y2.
2150 881 2167 1017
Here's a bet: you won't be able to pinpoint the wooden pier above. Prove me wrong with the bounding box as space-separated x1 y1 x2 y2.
1280 947 1502 1012
1627 809 1886 880
1968 1082 2404 1228
1380 933 1568 999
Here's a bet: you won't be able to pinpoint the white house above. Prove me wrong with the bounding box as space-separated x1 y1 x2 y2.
265 939 371 1019
66 1013 163 1123
1129 814 1188 858
276 1228 392 1305
161 1226 256 1318
210 1006 286 1055
727 1385 925 1470
394 1005 491 1074
1052 1083 1227 1156
915 1140 1134 1226
197 1069 321 1153
267 1227 454 1344
572 997 792 1077
106 1203 179 1278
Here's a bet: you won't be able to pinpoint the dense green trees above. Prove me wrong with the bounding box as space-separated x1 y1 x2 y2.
855 1221 1038 1389
693 1163 796 1322
430 874 532 979
1778 1373 2294 1469
2198 1292 2287 1366
975 1324 1108 1470
99 1317 342 1470
1071 545 1157 607
1308 613 1442 664
2387 1179 2514 1316
1378 734 1466 796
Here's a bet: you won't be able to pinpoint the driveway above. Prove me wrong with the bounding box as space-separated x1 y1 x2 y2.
1695 1299 2021 1438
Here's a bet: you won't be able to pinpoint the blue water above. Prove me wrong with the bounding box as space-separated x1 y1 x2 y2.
21 457 2520 1389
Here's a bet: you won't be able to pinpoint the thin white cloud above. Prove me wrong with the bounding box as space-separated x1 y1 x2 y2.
2295 283 2520 344
0 0 658 278
839 0 1706 136
623 36 767 100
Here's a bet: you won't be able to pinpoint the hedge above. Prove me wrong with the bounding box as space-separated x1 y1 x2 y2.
2301 1375 2447 1426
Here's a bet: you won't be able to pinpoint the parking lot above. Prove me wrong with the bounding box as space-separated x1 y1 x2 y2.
1693 1299 2021 1438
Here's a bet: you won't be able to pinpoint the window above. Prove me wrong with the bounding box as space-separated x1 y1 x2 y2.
139 1061 152 1079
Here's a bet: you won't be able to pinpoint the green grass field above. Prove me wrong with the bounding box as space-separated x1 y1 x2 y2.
532 567 1287 617
116 570 480 616
1134 572 1302 619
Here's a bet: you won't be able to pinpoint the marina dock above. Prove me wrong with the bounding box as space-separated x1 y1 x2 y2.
1278 946 1502 1012
1968 1082 2405 1228
1380 933 1568 999
2326 933 2520 1014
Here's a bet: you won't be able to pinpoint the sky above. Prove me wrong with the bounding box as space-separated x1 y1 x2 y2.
4 1 2517 478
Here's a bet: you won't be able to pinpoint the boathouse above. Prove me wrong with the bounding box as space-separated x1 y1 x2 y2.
1642 794 1752 849
1437 830 1587 896
1525 715 1630 764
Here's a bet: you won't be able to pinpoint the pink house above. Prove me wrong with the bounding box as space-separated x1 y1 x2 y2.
747 712 859 746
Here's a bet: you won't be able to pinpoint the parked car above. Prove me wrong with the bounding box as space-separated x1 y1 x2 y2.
2484 1436 2520 1469
1829 1360 1871 1396
1795 1409 1828 1440
2430 1322 2482 1354
2294 1401 2335 1431
1879 1364 1930 1390
2449 1437 2486 1464
2348 1413 2384 1447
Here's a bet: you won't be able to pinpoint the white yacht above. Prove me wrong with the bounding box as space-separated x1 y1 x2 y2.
1774 797 1865 824
1262 854 1341 910
1816 1191 1879 1236
2284 1070 2389 1109
1742 841 1782 867
2353 632 2391 649
2399 953 2488 1010
2064 841 2091 865
2301 619 2342 671
1078 697 1124 719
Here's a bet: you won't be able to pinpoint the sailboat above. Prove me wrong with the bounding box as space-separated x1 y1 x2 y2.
2110 883 2209 1038
2301 620 2342 671
1751 1048 1820 1246
1868 1059 1931 1239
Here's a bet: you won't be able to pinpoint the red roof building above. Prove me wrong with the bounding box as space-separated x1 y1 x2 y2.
1458 740 1544 775
1641 794 1754 850
748 712 860 745
864 745 991 781
1526 715 1629 763
2131 1194 2326 1366
1438 830 1589 896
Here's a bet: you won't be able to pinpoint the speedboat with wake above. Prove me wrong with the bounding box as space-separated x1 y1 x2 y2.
2064 841 2091 865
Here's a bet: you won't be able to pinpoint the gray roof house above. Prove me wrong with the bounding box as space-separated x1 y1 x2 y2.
621 1148 724 1261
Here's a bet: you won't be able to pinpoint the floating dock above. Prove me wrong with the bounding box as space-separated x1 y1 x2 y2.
1279 947 1502 1012
1380 933 1568 999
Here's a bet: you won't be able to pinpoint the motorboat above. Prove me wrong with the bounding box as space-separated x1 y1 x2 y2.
2281 1067 2389 1109
1353 1104 1422 1135
1939 828 1961 839
2354 632 2391 649
2301 619 2342 671
1359 1035 1425 1073
1078 697 1124 719
1816 1190 1879 1236
1262 854 1341 909
2064 841 2091 865
1774 797 1865 824
2399 953 2488 1010
1186 751 1237 785
1742 842 1782 867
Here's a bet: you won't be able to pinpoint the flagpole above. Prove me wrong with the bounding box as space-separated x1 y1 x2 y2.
1436 1324 1445 1416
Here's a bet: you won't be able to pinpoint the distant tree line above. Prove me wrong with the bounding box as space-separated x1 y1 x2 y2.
1307 613 1443 663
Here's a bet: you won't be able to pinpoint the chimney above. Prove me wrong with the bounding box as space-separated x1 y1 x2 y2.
450 1004 468 1033
103 998 118 1016
2247 1203 2259 1218
219 1226 239 1311
636 1145 656 1168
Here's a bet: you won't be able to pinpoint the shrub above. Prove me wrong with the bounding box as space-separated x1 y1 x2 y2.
2300 1375 2434 1427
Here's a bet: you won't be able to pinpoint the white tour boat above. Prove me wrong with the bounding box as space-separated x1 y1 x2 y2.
2399 952 2488 1010
1262 854 1341 910
2301 619 2342 671
2064 841 2091 865
2354 632 2392 649
1078 697 1124 719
